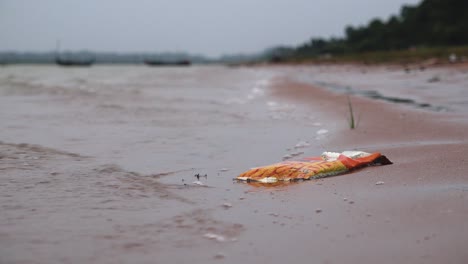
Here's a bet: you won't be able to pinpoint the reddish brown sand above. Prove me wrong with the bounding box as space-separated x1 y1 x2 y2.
1 64 467 264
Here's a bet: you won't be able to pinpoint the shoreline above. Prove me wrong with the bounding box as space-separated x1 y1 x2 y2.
264 69 468 263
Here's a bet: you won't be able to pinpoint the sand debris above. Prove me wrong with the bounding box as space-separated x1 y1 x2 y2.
375 181 385 185
194 173 207 180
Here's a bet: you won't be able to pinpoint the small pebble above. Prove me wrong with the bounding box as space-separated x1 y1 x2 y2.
315 208 322 213
348 201 355 204
214 253 225 259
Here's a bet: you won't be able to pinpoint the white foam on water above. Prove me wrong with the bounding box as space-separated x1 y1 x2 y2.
255 79 271 87
247 86 265 101
294 141 310 149
203 233 226 242
266 100 297 120
267 101 278 107
245 78 272 101
316 129 328 135
315 128 329 140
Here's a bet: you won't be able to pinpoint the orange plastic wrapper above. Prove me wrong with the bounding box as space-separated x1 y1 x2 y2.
236 151 392 183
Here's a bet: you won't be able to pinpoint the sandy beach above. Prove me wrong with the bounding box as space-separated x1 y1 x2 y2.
1 64 467 264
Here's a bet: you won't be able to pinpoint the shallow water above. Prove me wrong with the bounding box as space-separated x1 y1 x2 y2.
0 65 330 174
1 64 465 191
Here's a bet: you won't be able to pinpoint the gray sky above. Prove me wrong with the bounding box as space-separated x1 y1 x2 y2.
0 0 421 57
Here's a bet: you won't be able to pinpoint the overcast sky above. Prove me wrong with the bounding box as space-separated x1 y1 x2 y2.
0 0 421 57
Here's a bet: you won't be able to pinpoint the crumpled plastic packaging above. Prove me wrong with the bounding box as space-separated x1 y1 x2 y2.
236 151 392 183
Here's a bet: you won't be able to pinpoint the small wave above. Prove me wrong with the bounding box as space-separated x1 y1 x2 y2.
0 141 89 158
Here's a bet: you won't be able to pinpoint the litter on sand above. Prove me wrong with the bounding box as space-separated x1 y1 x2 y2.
236 151 392 183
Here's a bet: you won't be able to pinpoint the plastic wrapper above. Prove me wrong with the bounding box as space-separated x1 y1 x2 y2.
236 151 392 183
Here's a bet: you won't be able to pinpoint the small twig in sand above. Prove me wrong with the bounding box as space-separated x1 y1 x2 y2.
194 173 207 181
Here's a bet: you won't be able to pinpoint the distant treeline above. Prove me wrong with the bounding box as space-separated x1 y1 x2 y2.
272 0 468 60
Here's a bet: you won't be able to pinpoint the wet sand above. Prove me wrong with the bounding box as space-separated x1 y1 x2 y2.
1 64 467 264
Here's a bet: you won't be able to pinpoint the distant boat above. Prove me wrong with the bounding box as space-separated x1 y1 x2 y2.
54 40 94 67
55 57 95 67
144 59 191 66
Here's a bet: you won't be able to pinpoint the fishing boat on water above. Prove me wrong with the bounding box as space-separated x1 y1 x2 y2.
144 59 191 66
54 40 95 67
55 56 95 67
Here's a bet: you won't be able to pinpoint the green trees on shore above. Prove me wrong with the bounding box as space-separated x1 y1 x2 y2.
291 0 468 59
